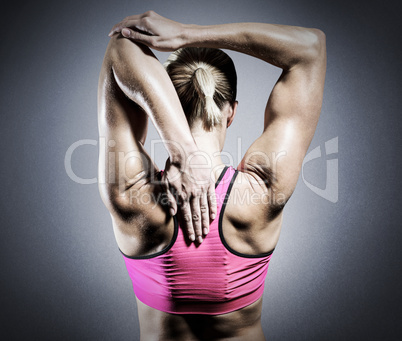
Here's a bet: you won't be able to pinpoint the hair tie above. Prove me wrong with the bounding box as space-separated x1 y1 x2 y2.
194 67 204 74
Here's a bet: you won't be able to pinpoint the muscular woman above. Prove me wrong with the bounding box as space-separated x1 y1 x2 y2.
99 11 326 341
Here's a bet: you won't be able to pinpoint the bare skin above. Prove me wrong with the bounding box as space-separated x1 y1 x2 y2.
99 11 326 340
136 297 265 341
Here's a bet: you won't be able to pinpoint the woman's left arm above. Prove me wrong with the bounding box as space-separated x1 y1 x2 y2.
98 35 216 242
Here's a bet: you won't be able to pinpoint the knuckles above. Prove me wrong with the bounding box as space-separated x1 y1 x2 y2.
183 215 192 223
141 16 151 27
148 36 157 47
144 10 155 17
178 192 188 202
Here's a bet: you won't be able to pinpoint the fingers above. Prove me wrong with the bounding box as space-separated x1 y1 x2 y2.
108 16 142 36
169 189 208 244
187 191 212 243
180 200 195 242
109 27 155 47
108 15 153 37
108 20 135 36
166 189 177 217
160 162 215 244
176 192 206 244
161 174 177 216
200 193 210 236
208 184 217 221
190 196 203 243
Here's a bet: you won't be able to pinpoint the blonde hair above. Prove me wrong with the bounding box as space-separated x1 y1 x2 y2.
164 47 237 130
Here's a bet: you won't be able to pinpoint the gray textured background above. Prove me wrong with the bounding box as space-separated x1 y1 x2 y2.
1 0 401 340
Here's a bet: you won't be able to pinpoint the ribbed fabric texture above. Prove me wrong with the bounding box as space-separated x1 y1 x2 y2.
121 166 273 315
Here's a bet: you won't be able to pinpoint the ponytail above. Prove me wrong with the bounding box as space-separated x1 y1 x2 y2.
193 67 222 127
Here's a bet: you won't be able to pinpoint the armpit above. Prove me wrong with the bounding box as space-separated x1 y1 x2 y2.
238 160 276 190
238 160 287 220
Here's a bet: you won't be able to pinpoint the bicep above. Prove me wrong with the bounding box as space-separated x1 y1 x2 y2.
239 61 326 203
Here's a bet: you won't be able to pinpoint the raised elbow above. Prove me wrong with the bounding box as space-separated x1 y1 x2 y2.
306 28 326 61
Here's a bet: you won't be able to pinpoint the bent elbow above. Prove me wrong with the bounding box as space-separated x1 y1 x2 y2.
312 28 326 50
306 28 326 61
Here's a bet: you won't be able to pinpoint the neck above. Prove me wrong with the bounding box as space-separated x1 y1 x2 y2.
191 125 226 180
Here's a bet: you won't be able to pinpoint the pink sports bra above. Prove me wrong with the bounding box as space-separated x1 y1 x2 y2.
121 166 274 315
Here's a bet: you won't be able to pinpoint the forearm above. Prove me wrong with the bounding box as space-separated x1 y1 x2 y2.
182 23 324 70
108 36 197 163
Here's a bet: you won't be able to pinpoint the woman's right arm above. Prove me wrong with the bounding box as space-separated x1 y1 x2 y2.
111 11 326 212
99 35 218 244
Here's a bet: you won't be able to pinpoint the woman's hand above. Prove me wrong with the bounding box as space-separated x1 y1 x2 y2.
162 154 217 244
109 11 187 51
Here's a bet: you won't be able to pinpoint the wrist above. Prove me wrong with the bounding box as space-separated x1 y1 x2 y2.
167 138 199 169
181 24 206 47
